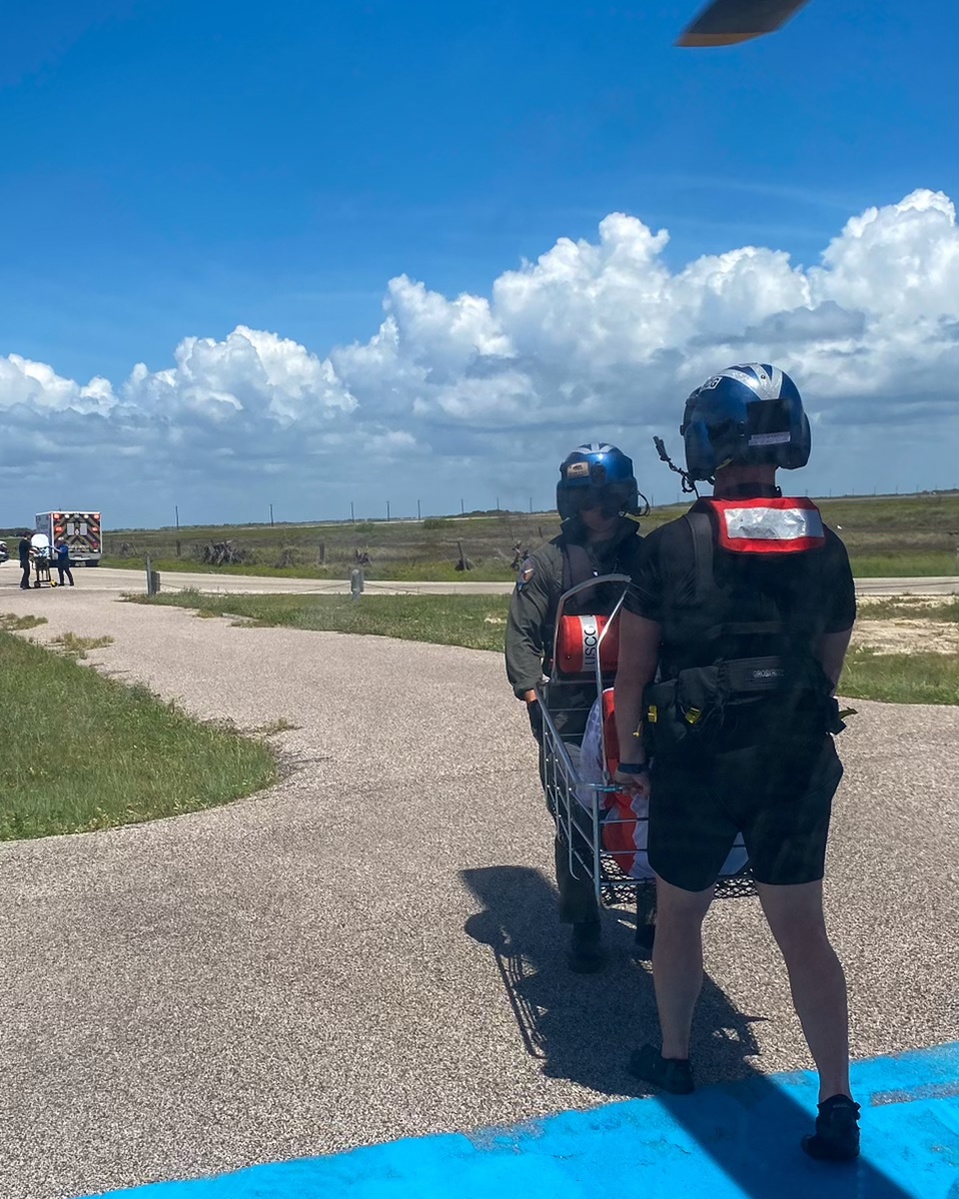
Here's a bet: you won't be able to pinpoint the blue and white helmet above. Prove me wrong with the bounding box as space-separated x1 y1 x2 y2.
556 442 639 521
681 364 811 481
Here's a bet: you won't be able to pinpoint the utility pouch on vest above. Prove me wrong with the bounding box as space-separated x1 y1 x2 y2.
644 657 845 762
643 659 777 761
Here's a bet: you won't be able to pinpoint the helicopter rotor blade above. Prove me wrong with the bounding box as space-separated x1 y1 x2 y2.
676 0 810 47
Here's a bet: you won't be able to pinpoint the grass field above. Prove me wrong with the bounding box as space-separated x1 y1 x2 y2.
841 649 959 706
0 627 277 841
138 589 511 651
136 590 959 705
40 491 956 581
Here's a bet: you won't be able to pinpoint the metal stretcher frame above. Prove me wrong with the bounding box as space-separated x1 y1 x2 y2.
539 697 630 904
538 573 644 905
538 573 755 907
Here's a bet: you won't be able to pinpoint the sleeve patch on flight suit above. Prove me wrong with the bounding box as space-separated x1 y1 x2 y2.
516 556 536 590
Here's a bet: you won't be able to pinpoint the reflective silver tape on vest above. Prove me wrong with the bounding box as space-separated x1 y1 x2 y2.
721 505 824 542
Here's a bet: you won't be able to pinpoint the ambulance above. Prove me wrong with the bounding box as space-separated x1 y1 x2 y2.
34 511 102 566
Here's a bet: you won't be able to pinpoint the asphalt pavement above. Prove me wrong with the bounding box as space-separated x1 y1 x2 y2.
0 586 956 1199
9 563 958 596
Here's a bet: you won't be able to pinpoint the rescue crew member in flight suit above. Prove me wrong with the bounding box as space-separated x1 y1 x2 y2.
614 364 860 1161
506 442 644 972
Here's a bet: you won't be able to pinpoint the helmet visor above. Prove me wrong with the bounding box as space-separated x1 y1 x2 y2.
567 485 632 516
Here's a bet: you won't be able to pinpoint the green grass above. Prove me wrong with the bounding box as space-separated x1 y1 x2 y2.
0 613 47 632
840 647 959 706
0 629 278 841
48 632 115 659
101 555 519 582
138 590 958 705
86 492 959 581
846 553 956 577
136 589 512 652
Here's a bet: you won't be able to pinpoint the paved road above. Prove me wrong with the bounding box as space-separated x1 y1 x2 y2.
7 564 958 597
0 588 956 1198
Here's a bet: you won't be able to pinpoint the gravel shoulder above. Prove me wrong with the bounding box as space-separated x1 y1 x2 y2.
0 589 956 1199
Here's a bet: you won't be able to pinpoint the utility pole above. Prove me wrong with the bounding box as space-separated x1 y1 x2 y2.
417 499 421 521
175 505 179 532
460 498 465 515
350 501 355 523
386 500 391 522
269 503 274 527
528 496 532 514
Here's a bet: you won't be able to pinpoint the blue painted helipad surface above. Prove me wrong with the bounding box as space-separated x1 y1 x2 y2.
92 1043 959 1199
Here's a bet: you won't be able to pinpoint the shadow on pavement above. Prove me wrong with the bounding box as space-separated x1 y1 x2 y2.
462 864 763 1095
462 864 915 1199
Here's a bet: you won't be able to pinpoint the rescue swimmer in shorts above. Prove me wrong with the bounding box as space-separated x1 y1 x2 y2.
613 364 860 1161
506 443 645 973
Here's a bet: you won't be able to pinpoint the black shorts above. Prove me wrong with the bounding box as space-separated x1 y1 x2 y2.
646 737 843 892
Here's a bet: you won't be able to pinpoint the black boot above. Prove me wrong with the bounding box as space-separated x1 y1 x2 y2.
801 1094 861 1162
628 1044 695 1094
566 921 607 973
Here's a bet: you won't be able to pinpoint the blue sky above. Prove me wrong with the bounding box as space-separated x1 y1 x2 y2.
1 0 957 525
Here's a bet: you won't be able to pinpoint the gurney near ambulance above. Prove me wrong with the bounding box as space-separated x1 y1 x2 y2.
538 574 755 945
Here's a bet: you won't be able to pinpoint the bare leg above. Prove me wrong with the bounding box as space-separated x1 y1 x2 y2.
756 879 851 1101
652 876 714 1059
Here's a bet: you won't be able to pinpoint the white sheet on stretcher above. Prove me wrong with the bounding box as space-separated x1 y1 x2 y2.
575 693 748 881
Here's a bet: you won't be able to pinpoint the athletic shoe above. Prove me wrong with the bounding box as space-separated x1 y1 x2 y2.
567 921 607 973
628 1044 694 1094
801 1095 861 1162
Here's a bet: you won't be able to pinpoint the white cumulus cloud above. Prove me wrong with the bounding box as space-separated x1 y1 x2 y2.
1 189 956 523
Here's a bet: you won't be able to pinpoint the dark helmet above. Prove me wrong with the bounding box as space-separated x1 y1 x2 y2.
681 363 811 481
556 442 639 521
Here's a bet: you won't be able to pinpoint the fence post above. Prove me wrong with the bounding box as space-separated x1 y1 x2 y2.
145 556 160 597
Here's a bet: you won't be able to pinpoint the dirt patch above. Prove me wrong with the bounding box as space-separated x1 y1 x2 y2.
852 619 959 656
857 596 953 612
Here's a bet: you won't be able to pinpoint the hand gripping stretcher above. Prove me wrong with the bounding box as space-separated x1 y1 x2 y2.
537 574 755 926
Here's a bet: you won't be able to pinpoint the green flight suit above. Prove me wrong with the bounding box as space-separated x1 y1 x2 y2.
505 517 643 923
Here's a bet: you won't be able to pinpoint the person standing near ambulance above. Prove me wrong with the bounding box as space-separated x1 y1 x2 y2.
18 532 33 590
506 443 644 972
613 365 860 1161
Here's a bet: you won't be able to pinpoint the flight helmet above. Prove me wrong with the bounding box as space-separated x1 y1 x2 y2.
556 443 639 521
681 363 811 481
